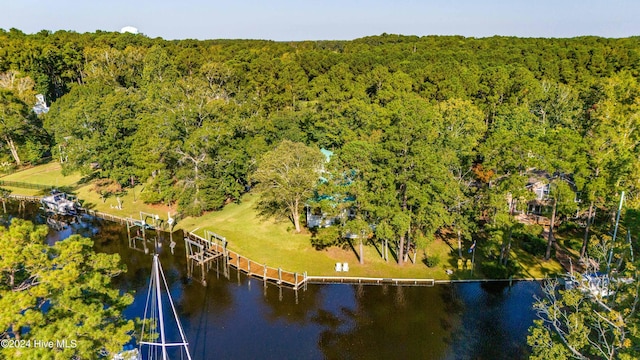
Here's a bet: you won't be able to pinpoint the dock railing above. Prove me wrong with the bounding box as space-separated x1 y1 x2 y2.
306 276 436 286
185 231 307 290
0 180 55 191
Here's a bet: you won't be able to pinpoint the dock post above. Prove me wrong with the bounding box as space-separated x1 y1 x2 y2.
234 254 240 284
304 272 308 291
126 222 131 247
248 259 251 275
224 253 230 279
278 268 282 284
263 264 267 287
186 259 191 279
201 262 206 285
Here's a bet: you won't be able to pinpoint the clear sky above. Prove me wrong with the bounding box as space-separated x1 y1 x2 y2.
2 0 638 41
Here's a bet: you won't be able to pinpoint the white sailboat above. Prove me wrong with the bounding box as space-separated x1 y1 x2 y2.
116 255 191 360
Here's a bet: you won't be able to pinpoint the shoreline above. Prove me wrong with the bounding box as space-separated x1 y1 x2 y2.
5 193 557 288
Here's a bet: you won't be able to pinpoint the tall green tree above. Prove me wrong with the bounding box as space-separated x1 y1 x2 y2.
437 98 486 258
0 90 32 165
45 83 140 183
252 140 324 233
580 72 640 258
378 96 452 264
0 219 134 359
544 179 579 260
342 218 371 264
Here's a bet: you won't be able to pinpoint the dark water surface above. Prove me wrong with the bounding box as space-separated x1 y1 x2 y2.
6 202 541 359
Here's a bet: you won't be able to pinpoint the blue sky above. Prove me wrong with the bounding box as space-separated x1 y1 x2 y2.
2 0 638 40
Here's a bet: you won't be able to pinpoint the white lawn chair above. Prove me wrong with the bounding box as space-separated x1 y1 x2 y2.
335 262 342 272
342 262 349 272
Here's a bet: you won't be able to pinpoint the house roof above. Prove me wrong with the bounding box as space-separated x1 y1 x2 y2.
320 148 333 162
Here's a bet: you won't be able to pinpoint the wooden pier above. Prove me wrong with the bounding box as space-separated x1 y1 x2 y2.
306 276 436 286
2 196 307 291
184 232 225 285
184 232 307 289
5 194 43 202
305 276 550 288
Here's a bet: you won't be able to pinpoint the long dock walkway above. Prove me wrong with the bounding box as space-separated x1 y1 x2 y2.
306 276 546 286
184 232 307 289
5 194 43 202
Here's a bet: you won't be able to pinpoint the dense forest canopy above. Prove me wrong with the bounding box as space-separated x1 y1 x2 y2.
0 29 638 224
1 29 640 358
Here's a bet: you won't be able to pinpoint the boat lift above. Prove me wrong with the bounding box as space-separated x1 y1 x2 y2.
126 212 161 254
184 230 227 286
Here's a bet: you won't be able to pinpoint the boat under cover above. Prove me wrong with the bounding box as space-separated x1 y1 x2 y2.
40 191 79 216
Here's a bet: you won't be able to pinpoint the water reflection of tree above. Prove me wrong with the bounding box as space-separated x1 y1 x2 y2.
179 263 234 317
261 282 324 324
443 282 534 360
1 200 39 223
93 219 151 291
316 285 460 359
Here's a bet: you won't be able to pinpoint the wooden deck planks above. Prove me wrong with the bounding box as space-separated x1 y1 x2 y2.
186 233 305 289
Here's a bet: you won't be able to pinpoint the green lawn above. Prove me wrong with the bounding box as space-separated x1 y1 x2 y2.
73 183 176 221
1 162 82 187
1 162 176 219
2 162 566 280
180 193 473 278
509 247 565 278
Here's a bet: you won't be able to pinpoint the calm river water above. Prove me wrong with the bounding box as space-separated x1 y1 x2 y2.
7 202 542 359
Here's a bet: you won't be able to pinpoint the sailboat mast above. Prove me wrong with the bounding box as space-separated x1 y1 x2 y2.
607 191 624 273
158 258 192 360
154 255 168 360
139 254 191 359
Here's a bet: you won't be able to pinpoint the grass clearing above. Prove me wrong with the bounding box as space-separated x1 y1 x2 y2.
510 248 564 279
180 193 464 278
0 162 82 187
74 183 175 220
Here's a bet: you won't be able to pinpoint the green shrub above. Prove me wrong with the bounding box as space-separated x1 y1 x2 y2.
562 237 583 252
481 261 509 279
312 226 341 249
424 254 441 268
481 260 520 279
515 225 546 256
520 235 547 256
523 224 544 237
558 221 580 233
23 140 49 164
